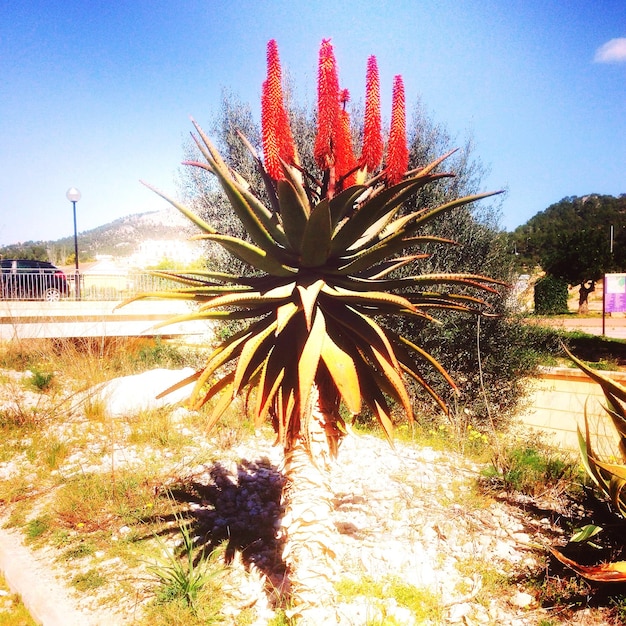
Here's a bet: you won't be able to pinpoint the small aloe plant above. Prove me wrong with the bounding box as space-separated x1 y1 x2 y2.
549 349 626 582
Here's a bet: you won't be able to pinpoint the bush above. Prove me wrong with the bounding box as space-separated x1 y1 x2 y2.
534 275 568 315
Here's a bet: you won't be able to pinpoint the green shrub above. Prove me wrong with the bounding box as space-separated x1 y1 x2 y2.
534 275 568 315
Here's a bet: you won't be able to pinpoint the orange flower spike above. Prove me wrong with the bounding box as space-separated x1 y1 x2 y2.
386 75 409 185
314 39 341 170
334 89 357 187
262 39 295 180
360 55 383 172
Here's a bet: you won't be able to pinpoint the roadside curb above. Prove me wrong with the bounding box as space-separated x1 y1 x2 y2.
0 525 111 626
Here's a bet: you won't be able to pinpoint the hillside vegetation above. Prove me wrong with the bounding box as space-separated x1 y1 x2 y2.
0 209 191 264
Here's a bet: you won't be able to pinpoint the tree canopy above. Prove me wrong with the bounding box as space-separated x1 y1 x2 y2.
510 194 626 286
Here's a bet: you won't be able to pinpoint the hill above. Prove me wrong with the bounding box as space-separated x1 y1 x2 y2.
0 209 193 263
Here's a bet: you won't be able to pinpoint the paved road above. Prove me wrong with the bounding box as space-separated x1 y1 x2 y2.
532 315 626 340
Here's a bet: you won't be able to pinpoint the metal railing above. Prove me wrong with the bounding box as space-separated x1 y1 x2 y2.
0 271 186 302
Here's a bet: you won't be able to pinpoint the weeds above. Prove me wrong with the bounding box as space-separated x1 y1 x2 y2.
25 516 51 543
482 433 582 497
71 568 106 592
52 469 159 531
148 508 225 612
27 365 55 392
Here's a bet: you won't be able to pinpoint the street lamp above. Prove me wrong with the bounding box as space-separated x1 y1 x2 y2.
66 187 81 300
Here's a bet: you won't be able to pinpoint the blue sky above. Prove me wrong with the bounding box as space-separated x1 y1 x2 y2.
1 0 624 246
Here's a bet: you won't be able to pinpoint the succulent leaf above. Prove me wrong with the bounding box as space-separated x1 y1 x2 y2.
300 199 333 267
197 234 296 276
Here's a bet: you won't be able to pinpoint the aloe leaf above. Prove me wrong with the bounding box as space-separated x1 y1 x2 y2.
155 370 202 400
548 547 626 582
300 199 332 267
235 178 289 248
190 120 285 254
396 334 457 390
328 184 368 228
280 161 309 213
140 181 216 234
330 173 450 253
405 148 458 177
321 297 402 372
204 378 237 428
405 191 504 235
345 206 403 253
198 234 296 277
193 295 287 316
297 279 324 331
578 424 602 489
368 342 412 420
233 319 278 395
188 336 247 407
235 130 281 214
278 178 309 252
358 255 424 279
566 347 626 404
298 309 325 417
594 459 626 481
340 192 501 272
145 269 255 288
352 355 396 444
255 351 285 424
321 321 361 414
321 286 416 314
193 371 234 411
608 475 626 513
276 301 299 334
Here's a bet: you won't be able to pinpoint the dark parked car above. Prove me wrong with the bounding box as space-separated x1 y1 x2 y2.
0 259 69 301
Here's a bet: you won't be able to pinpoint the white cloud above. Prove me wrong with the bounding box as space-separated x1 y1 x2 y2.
594 38 626 63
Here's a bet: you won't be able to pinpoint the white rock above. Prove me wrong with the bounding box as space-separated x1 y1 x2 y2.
89 368 196 417
509 590 535 608
448 602 472 622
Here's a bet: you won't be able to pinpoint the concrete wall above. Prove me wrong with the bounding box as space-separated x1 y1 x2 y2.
518 366 626 454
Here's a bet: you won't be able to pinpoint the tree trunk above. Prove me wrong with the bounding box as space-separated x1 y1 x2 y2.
279 384 343 624
578 280 595 314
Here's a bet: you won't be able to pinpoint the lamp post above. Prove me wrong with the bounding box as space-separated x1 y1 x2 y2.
66 187 81 300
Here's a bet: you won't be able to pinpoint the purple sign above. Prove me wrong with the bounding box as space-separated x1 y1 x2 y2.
605 274 626 313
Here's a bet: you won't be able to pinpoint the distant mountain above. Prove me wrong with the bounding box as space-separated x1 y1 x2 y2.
0 209 194 263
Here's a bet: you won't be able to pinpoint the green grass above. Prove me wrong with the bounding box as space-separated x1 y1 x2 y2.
70 568 106 592
482 433 583 497
335 575 444 624
27 365 55 392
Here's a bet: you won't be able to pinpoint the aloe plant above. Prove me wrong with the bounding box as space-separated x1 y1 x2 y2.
130 39 504 621
548 349 626 583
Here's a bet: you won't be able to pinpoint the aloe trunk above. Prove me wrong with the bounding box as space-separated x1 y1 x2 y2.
280 390 340 621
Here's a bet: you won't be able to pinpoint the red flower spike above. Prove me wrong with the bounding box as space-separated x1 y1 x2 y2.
262 39 295 180
261 80 281 180
360 55 383 172
314 39 341 170
386 75 408 185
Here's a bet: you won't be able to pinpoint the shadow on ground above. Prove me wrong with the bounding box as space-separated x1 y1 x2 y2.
147 457 287 592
